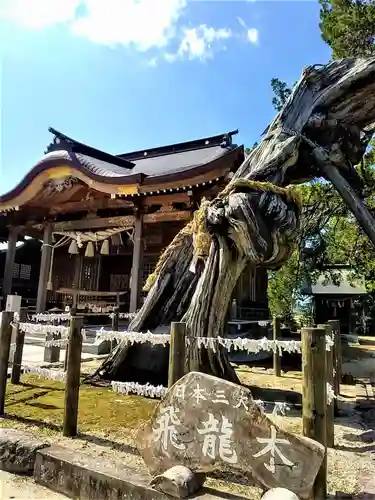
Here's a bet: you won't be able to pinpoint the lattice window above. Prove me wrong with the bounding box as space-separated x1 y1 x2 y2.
19 264 31 280
12 263 20 278
12 263 31 280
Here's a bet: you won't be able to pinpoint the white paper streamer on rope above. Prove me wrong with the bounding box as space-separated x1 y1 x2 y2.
19 322 70 337
272 401 291 416
109 312 137 320
31 313 71 323
22 365 66 382
254 399 266 412
327 383 336 405
44 328 86 348
326 335 334 351
44 338 68 348
92 330 301 354
111 381 167 398
92 328 171 346
193 336 302 354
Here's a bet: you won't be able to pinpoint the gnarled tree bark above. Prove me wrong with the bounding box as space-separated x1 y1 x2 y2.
94 57 375 386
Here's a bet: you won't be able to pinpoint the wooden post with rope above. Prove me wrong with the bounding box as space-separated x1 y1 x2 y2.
319 323 335 448
168 322 186 388
0 311 13 415
328 319 342 397
11 307 28 384
301 326 327 500
273 315 281 377
111 306 119 351
63 312 83 437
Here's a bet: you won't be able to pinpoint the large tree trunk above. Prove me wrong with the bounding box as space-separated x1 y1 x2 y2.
94 58 375 385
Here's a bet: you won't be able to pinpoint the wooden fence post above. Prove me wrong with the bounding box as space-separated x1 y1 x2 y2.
273 315 281 377
168 322 186 388
44 333 61 364
11 307 28 384
112 307 119 331
0 311 13 415
63 313 83 437
328 319 341 397
319 323 335 448
301 326 327 500
111 307 119 350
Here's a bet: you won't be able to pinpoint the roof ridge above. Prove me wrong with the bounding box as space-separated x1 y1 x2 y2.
117 129 239 161
47 128 135 169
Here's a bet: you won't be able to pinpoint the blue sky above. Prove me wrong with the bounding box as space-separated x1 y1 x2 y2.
0 0 331 194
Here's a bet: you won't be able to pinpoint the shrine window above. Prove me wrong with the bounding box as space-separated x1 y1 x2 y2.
13 263 31 280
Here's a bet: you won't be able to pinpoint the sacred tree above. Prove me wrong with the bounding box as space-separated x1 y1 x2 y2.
96 57 375 385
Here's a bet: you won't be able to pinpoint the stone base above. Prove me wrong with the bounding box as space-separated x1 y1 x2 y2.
0 429 49 473
34 446 246 500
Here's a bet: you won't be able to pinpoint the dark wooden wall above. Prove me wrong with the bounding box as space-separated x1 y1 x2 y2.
0 239 41 300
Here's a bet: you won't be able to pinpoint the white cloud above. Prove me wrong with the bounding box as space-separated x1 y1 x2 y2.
247 28 258 44
237 16 259 45
2 0 187 50
167 24 232 62
71 0 187 50
2 0 80 30
2 1 259 62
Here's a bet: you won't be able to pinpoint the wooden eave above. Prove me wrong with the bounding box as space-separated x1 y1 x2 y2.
0 146 243 213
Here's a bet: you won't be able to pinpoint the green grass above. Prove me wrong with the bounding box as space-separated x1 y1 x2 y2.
3 375 157 440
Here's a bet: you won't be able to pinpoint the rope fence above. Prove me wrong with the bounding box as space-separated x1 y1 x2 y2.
15 321 335 356
1 309 340 469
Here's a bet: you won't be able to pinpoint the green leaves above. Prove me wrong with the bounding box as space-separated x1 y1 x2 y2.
270 78 292 112
319 0 375 59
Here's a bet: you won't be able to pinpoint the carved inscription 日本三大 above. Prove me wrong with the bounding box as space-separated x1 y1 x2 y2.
176 382 250 410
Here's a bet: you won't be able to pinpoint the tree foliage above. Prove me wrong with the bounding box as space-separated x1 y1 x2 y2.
319 0 375 59
270 78 293 112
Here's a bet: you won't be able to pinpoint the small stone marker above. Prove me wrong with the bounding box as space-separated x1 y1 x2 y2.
137 372 324 499
150 465 206 498
262 488 299 500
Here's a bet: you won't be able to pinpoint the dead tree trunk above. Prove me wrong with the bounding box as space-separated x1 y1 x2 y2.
95 57 375 385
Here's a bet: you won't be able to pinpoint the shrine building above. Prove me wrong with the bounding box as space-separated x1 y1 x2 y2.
0 128 269 320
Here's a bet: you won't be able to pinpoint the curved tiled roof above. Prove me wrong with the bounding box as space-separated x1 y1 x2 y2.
0 128 244 205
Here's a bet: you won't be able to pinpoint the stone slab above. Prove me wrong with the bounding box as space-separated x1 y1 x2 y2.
34 445 247 500
0 428 50 473
137 372 325 499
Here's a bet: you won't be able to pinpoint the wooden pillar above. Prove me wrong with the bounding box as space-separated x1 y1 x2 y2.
129 214 144 313
0 311 13 415
36 223 53 313
168 322 186 388
319 323 335 448
301 327 327 500
11 307 28 384
328 319 342 396
2 227 19 301
63 313 83 437
72 255 82 309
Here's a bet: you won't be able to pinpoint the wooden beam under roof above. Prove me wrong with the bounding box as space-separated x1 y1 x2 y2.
31 209 191 232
